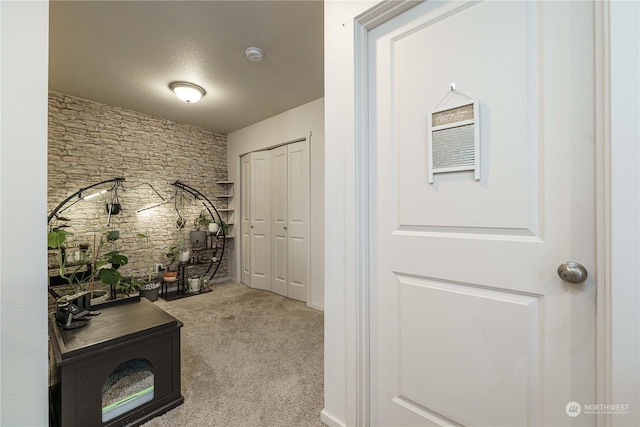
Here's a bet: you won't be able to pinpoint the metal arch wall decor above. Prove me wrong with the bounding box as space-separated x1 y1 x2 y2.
47 177 226 298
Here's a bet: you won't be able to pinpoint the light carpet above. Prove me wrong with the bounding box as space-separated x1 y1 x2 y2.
141 281 325 427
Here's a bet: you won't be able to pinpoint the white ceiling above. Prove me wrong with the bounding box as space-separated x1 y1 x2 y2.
49 0 324 134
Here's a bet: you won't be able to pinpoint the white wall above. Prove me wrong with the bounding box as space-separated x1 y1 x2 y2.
227 98 325 311
0 1 49 425
323 1 640 427
323 2 377 426
611 1 640 425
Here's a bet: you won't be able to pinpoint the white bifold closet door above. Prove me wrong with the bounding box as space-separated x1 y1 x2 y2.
241 140 310 303
270 140 310 301
241 150 271 290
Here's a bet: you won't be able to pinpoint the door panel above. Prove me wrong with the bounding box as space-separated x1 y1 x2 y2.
240 154 251 286
271 145 288 297
369 1 595 426
250 151 270 291
287 140 310 302
397 275 540 427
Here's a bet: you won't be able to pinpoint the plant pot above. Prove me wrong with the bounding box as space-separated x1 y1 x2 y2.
106 203 121 215
140 281 160 301
179 250 190 263
176 216 185 229
187 277 201 293
190 230 207 249
140 287 160 302
90 289 109 305
208 223 219 233
162 271 178 282
107 230 120 241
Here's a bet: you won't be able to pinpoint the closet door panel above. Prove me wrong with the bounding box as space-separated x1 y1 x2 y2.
271 145 288 297
250 151 270 291
287 141 310 302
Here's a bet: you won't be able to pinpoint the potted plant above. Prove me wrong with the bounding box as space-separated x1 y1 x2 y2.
162 270 178 282
216 219 229 236
187 275 201 293
165 244 180 269
107 229 120 241
139 281 160 301
136 232 160 301
96 249 129 293
92 230 131 296
116 277 141 298
175 189 189 261
175 221 190 263
194 210 213 231
48 228 93 294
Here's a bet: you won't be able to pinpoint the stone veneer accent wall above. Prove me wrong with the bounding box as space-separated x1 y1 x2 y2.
48 92 231 292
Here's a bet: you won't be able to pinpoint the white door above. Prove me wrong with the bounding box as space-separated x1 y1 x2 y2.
271 145 288 297
249 151 270 291
240 154 251 286
369 2 595 426
286 140 310 302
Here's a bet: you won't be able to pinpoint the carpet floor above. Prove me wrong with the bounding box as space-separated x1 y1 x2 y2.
141 281 325 427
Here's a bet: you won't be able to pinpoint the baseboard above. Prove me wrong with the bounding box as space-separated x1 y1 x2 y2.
162 276 231 293
320 409 345 427
307 301 324 312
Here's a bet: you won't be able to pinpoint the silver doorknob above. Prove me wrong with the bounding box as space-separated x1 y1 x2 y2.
557 261 588 284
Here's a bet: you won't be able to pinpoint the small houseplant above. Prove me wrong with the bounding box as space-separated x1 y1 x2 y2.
96 249 129 294
194 210 214 231
216 219 229 236
48 228 91 293
165 244 180 268
116 277 141 297
48 228 127 300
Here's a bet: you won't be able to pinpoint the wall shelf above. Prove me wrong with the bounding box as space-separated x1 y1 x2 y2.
215 182 234 242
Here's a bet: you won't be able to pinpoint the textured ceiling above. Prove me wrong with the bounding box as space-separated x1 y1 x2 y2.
49 0 324 134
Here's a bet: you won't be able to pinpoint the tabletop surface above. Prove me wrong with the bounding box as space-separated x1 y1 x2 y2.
50 298 180 361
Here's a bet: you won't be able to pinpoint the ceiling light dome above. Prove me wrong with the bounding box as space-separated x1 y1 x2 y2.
169 81 206 103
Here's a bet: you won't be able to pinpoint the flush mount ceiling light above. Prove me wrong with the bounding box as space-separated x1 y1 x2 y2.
169 81 206 103
245 47 264 62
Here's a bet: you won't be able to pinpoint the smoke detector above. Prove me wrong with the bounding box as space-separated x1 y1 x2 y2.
245 47 264 62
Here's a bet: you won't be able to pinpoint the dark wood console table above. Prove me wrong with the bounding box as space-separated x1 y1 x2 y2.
49 298 183 426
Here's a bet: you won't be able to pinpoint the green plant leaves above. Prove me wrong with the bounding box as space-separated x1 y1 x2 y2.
98 268 122 286
47 229 68 249
101 251 128 266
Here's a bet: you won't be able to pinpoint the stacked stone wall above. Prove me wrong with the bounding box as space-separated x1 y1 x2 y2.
48 92 231 292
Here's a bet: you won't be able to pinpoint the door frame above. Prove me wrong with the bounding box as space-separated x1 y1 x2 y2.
351 1 612 425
